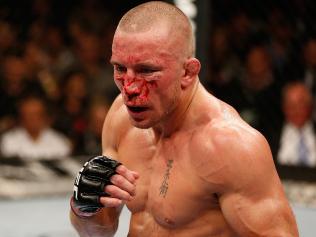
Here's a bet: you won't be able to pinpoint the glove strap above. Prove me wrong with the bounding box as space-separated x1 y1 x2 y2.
70 197 101 218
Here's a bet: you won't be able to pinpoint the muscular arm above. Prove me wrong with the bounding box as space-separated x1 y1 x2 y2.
196 119 299 237
70 96 126 237
70 205 123 237
217 127 299 237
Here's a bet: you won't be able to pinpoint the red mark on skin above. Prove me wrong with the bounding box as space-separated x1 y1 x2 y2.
124 80 141 94
123 79 157 103
139 80 149 100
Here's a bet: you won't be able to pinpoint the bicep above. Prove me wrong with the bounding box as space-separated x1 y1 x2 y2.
217 131 298 236
219 155 298 237
220 190 296 237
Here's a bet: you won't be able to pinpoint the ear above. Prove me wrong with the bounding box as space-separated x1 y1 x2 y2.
181 58 201 89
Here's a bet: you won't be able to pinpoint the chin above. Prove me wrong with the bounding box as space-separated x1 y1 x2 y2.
129 117 158 129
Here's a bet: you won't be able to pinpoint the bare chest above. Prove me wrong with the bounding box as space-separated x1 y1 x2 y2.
117 129 220 228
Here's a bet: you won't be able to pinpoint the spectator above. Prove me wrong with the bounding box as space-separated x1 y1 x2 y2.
71 31 118 102
302 38 316 79
266 8 298 78
276 82 316 167
43 25 76 79
0 54 27 129
228 11 254 61
0 96 71 160
53 69 89 153
0 21 18 60
218 45 283 143
78 98 110 155
301 38 316 100
0 53 44 132
207 26 242 96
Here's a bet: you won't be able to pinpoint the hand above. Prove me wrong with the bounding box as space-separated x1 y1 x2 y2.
72 156 139 217
101 164 139 207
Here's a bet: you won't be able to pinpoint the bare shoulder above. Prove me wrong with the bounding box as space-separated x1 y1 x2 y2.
193 101 270 161
102 95 132 156
209 105 271 163
191 101 279 192
196 100 299 236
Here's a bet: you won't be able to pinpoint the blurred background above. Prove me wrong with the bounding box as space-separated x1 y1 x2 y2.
0 0 315 236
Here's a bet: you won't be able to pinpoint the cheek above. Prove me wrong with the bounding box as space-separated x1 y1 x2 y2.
139 81 158 101
114 75 123 90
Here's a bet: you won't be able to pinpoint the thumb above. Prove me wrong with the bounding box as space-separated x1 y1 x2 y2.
132 171 140 179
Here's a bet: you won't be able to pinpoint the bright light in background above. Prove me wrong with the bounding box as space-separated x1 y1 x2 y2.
174 0 197 34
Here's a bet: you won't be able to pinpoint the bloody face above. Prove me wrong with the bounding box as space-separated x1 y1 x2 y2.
111 30 184 129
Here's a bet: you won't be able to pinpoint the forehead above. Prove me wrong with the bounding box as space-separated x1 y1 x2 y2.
21 100 45 112
111 30 178 64
286 87 310 103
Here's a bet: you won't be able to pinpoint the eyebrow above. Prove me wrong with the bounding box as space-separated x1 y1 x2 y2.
110 59 120 65
110 60 161 69
136 62 160 69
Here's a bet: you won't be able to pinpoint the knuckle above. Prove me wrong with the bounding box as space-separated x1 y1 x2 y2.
116 165 126 174
117 166 135 181
105 185 115 194
112 175 125 186
130 185 136 195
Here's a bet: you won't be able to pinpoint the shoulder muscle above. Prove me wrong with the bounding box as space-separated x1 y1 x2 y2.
193 119 298 236
102 95 130 159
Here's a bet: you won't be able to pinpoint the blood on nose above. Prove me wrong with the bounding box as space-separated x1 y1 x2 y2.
124 80 142 95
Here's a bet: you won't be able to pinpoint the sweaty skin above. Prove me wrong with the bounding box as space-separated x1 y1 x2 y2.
70 2 298 237
97 90 297 237
71 87 298 236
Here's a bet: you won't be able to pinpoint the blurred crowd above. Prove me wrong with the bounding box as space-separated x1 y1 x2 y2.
208 0 316 168
0 0 128 158
0 0 316 169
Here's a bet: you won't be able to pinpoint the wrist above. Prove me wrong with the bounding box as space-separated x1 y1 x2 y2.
70 197 101 218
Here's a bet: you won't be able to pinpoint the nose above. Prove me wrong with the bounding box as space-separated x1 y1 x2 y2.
122 69 143 97
124 80 141 96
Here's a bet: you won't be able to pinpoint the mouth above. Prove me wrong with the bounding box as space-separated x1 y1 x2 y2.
127 106 148 113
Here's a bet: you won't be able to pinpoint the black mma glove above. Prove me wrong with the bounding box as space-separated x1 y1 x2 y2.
71 155 121 217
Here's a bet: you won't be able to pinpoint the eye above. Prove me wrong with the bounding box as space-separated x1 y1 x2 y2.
114 64 126 73
137 67 158 74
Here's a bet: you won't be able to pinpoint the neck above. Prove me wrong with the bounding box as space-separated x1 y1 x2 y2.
153 81 200 138
28 130 42 141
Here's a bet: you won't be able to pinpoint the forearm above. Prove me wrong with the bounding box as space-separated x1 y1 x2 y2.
70 201 124 237
69 155 137 237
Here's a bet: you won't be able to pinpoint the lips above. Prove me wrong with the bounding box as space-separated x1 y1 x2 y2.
127 105 148 113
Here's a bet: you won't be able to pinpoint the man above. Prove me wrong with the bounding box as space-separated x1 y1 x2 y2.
277 82 316 167
0 96 71 160
70 2 298 236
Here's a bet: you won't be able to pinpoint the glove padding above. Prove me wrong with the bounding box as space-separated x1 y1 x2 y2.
72 155 121 215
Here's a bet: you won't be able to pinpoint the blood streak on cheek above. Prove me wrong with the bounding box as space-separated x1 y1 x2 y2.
139 80 158 101
139 80 149 100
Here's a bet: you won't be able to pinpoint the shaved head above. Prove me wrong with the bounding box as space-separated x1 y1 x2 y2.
115 1 195 57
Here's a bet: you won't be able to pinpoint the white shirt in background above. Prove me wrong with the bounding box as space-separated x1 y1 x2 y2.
277 121 316 167
0 127 71 160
